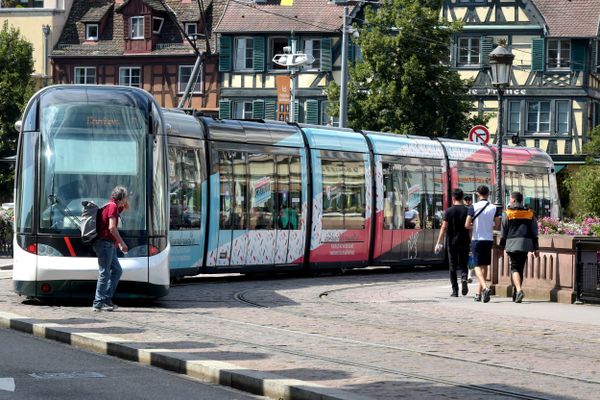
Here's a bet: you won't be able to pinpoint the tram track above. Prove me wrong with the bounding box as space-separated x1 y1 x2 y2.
232 282 600 363
64 305 570 400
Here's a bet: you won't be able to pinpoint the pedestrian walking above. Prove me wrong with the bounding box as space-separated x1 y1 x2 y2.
464 195 474 283
499 191 540 303
435 189 471 297
92 186 129 312
465 185 501 303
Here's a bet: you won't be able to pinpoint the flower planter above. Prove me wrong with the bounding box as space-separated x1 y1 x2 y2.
490 234 580 304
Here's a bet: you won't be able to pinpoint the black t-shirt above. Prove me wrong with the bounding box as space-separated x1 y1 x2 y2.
443 204 471 247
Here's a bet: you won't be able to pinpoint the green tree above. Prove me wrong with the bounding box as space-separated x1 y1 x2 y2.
327 0 486 138
583 124 600 158
0 21 34 202
565 165 600 217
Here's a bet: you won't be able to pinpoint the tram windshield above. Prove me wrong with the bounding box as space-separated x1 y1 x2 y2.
39 100 148 235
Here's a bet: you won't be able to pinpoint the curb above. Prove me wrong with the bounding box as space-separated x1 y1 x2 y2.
0 311 371 400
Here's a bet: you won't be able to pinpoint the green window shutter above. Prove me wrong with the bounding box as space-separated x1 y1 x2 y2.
571 39 586 72
293 100 300 123
320 37 333 71
219 36 232 72
531 38 545 71
305 99 319 124
252 99 265 119
591 41 598 73
265 99 277 120
348 40 356 64
253 36 265 72
219 100 231 119
481 36 494 66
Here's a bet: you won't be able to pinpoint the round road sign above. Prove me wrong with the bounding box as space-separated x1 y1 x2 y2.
469 125 490 144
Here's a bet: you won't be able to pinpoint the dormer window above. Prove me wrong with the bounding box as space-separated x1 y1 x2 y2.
86 24 99 41
152 17 164 34
185 23 197 38
130 16 144 39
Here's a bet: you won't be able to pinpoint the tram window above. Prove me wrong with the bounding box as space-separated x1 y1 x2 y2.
16 133 36 233
39 130 147 233
383 163 394 229
403 165 422 229
232 152 248 230
218 151 233 229
289 156 302 230
249 153 274 230
322 159 344 229
522 173 536 213
427 167 444 229
276 155 301 230
169 146 202 230
345 160 366 229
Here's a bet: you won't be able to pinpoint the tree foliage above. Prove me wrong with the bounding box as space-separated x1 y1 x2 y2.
0 21 34 201
327 0 486 138
565 165 600 217
583 124 600 158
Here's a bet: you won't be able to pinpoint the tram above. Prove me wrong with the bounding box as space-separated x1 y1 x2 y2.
12 85 559 299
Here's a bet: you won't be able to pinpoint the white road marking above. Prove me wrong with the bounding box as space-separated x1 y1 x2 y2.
0 377 15 392
29 372 105 380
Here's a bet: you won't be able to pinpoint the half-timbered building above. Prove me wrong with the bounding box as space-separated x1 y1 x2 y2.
50 0 227 111
442 0 600 168
215 0 354 124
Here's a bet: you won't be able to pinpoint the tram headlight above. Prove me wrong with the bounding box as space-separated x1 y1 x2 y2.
37 244 63 257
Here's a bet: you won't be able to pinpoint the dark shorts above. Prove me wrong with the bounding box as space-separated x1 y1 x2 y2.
471 240 493 267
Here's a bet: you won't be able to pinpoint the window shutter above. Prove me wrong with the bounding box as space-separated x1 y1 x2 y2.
320 37 333 71
219 100 231 119
123 18 129 40
305 99 319 124
293 100 300 123
252 99 265 119
571 39 586 72
348 40 356 64
265 99 277 120
253 36 265 72
481 36 493 66
219 36 232 72
531 38 545 71
591 41 598 73
144 15 151 39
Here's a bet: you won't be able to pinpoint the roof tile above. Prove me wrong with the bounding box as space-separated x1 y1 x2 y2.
533 0 600 37
215 0 345 33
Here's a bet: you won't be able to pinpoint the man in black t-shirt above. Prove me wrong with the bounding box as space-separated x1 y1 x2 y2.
435 188 471 297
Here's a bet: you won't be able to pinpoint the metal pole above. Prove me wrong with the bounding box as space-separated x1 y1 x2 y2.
290 38 296 122
495 88 505 209
178 53 203 109
42 25 51 87
339 5 349 128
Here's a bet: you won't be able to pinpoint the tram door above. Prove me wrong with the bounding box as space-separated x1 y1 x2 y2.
214 150 246 266
402 164 423 259
167 138 205 277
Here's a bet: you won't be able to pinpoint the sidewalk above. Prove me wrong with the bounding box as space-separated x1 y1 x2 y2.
1 268 599 400
0 256 12 270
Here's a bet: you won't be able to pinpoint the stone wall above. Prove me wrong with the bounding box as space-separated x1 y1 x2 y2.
489 235 578 304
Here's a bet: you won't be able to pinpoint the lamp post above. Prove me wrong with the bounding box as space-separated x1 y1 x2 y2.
489 41 514 211
273 44 314 122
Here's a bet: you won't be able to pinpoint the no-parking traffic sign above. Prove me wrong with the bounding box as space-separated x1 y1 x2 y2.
468 125 490 144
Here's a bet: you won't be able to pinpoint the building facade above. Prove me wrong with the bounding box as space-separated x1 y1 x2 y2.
0 0 74 87
442 0 600 168
215 0 355 124
50 0 226 111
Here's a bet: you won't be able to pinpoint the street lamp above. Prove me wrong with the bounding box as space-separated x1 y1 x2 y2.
273 44 314 122
489 40 514 211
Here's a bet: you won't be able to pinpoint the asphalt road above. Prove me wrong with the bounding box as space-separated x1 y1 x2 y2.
0 327 264 400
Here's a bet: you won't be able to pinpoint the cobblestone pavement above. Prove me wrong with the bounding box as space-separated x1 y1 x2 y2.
1 267 599 399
